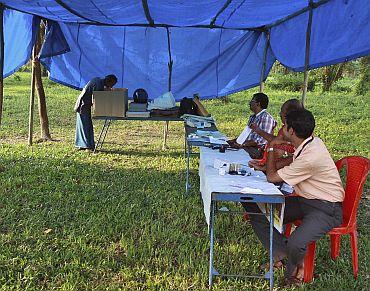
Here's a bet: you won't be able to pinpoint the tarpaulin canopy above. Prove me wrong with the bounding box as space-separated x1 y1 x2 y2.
1 0 370 100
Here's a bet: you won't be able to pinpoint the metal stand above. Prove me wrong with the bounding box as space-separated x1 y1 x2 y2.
208 198 277 291
162 121 169 150
94 118 112 153
185 141 192 195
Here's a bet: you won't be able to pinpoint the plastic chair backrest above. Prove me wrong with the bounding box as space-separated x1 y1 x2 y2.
335 156 370 227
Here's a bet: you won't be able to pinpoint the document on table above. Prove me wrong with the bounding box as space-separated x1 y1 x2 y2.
236 126 252 144
209 136 228 145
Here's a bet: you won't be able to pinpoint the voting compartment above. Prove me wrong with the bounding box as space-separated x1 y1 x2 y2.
93 89 128 117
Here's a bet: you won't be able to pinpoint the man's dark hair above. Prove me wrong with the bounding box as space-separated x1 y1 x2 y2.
104 74 117 84
285 109 315 139
283 98 303 114
253 92 269 109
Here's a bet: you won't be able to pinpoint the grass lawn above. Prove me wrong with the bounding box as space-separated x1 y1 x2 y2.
0 72 369 290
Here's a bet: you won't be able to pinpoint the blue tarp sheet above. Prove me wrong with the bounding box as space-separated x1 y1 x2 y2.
2 0 370 99
3 9 39 78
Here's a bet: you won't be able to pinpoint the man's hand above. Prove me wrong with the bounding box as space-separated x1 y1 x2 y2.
249 122 260 133
248 159 266 171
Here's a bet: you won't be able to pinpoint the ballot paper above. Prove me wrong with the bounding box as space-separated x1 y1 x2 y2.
209 136 228 145
236 126 252 144
240 186 263 194
196 130 225 139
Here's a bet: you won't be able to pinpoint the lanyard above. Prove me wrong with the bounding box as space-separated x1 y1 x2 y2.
295 136 314 159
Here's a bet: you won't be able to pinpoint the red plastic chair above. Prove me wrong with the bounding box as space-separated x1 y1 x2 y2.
285 156 370 282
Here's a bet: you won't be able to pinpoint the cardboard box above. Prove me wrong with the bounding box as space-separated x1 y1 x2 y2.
93 89 128 117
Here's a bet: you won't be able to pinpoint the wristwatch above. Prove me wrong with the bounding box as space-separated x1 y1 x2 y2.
267 147 274 153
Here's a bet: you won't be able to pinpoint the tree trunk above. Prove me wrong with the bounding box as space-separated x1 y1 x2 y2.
355 56 370 95
322 63 345 92
34 24 52 141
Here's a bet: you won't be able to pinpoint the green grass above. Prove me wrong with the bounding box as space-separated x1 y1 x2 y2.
0 72 369 290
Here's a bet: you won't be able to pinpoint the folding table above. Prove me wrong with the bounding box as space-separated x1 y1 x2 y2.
92 116 183 152
199 147 284 290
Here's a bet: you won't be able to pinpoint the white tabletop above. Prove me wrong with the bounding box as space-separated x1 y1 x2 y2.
199 146 283 226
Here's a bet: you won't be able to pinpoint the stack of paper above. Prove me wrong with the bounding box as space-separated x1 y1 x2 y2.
126 111 150 118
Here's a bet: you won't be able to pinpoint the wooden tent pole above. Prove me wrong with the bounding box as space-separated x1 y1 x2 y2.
0 4 5 126
163 27 173 150
259 31 270 93
302 1 314 107
28 46 36 146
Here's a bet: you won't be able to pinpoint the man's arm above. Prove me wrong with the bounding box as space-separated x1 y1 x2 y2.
248 156 292 172
249 123 275 143
275 156 293 169
242 139 258 147
265 137 286 183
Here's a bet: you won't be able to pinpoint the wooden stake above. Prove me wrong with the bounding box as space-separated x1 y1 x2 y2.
0 5 5 126
259 31 270 93
302 1 314 107
28 48 36 146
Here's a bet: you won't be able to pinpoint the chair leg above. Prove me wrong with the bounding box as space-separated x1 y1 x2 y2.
350 230 359 278
330 234 341 259
303 241 316 283
284 223 292 238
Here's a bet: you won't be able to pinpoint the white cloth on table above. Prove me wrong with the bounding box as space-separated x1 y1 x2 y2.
199 146 282 226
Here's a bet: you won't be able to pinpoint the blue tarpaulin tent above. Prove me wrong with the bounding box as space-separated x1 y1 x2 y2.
1 0 369 101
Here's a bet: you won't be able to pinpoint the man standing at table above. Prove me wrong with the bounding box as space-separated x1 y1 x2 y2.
244 109 344 287
228 92 276 159
74 74 117 150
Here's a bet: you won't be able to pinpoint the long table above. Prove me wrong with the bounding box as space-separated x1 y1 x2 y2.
199 147 284 290
184 123 219 195
93 115 184 152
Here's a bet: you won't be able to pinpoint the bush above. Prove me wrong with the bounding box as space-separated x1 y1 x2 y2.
331 78 354 93
267 74 315 92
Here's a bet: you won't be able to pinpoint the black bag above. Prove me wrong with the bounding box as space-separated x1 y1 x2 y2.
133 88 148 104
179 97 198 116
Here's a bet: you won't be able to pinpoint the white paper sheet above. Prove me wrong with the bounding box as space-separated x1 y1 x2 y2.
209 136 228 145
236 126 252 145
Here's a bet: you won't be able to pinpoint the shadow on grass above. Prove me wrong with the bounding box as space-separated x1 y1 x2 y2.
0 153 214 289
95 142 185 158
0 149 368 290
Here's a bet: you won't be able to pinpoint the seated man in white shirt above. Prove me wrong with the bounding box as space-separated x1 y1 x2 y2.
228 93 277 158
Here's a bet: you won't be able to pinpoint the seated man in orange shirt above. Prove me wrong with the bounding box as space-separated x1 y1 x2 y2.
243 109 344 287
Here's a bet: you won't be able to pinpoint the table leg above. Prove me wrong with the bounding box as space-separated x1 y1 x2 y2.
269 203 274 291
162 121 169 150
94 119 111 153
209 200 216 288
185 144 191 195
184 125 187 157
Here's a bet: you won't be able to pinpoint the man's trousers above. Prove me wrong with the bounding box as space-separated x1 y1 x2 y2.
243 196 342 277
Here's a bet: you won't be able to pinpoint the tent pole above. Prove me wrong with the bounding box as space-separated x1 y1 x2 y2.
163 27 173 150
28 46 36 146
0 4 4 126
259 31 270 93
302 1 314 106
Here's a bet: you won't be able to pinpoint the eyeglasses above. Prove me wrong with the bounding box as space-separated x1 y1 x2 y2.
249 99 258 104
